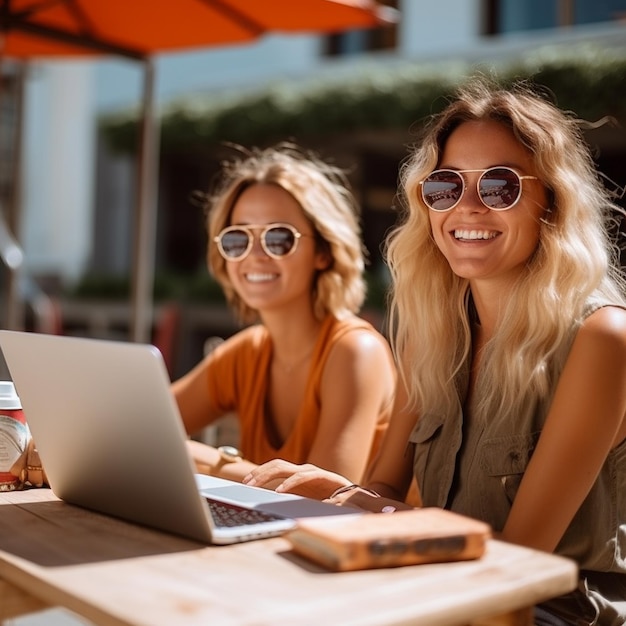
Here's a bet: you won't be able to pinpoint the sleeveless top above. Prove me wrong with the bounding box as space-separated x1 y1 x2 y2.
408 303 626 625
205 313 391 467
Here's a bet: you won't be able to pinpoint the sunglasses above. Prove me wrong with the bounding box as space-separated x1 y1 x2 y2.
214 222 311 261
420 167 539 212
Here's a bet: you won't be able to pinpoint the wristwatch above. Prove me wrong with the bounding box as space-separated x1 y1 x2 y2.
211 445 243 476
218 445 243 463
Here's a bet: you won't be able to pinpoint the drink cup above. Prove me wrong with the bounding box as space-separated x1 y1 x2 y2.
0 381 28 491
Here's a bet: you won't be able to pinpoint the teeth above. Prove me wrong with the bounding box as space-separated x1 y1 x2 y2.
454 229 497 240
245 273 277 283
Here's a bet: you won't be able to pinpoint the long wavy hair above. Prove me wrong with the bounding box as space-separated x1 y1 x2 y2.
204 143 366 324
386 77 626 420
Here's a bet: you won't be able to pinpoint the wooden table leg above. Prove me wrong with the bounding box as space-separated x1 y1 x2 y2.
0 579 51 620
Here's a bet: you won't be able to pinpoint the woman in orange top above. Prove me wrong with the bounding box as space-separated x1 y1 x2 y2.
172 143 396 485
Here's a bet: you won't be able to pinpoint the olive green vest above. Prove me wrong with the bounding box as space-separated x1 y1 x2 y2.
409 304 626 625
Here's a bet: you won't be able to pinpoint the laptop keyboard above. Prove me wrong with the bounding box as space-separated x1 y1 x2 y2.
205 497 286 528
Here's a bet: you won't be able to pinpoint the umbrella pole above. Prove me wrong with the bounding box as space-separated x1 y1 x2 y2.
2 60 27 331
130 58 159 344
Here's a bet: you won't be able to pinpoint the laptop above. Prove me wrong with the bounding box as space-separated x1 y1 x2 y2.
0 330 360 545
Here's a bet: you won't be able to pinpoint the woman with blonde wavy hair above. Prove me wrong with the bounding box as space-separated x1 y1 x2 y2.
172 143 396 487
245 81 626 625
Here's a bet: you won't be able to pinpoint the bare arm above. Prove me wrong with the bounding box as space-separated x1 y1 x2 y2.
331 379 419 511
502 306 626 552
302 328 396 482
172 349 248 481
362 378 417 501
186 439 267 484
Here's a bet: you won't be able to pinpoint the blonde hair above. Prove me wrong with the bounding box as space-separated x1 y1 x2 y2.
386 77 626 420
205 143 366 324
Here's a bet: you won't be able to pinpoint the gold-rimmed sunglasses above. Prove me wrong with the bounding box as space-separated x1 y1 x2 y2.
420 167 539 212
214 222 313 261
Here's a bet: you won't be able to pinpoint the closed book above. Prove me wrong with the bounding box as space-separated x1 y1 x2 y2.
287 507 492 571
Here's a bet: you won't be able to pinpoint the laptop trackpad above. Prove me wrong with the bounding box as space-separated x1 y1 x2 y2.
203 484 290 504
196 475 362 519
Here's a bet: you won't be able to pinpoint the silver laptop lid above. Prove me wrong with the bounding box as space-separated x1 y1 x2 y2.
0 330 222 543
0 330 297 545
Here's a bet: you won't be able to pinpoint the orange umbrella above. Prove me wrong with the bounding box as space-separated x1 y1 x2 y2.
0 0 397 342
0 0 396 57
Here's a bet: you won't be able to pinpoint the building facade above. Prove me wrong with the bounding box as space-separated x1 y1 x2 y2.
1 0 625 325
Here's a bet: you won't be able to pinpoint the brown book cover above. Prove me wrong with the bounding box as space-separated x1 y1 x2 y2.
287 508 492 571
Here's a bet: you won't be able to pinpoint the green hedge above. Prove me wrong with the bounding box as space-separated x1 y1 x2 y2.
69 270 225 303
70 268 389 310
100 45 626 154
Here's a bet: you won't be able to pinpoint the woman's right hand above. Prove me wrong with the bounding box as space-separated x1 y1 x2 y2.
243 459 350 500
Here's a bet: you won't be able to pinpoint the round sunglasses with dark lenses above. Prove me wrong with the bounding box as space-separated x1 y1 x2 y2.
214 223 309 261
420 167 539 212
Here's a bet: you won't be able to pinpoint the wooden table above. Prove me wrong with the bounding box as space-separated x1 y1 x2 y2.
0 489 578 626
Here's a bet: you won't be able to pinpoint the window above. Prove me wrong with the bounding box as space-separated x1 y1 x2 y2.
483 0 626 35
324 0 398 56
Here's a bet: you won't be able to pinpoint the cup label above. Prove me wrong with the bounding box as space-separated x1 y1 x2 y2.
0 410 29 490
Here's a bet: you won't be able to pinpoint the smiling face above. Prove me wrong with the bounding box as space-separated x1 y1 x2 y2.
428 120 549 289
225 183 328 317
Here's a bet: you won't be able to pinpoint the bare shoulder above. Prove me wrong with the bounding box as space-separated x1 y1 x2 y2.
570 306 626 378
330 323 393 364
579 306 626 349
321 322 396 389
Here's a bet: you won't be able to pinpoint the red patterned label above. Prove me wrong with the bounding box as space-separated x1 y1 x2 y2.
0 409 28 490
